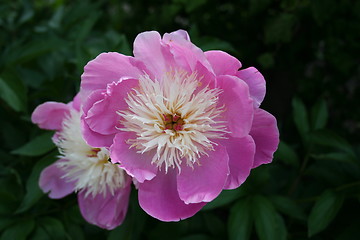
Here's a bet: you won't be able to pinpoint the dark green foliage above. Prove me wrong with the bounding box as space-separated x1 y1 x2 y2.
0 0 359 239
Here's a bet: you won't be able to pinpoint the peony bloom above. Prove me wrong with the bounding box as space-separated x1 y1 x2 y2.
31 94 131 230
81 30 279 221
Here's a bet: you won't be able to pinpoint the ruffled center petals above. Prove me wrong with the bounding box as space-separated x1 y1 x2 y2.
217 75 254 138
81 79 139 148
177 144 229 204
85 78 139 135
138 169 206 222
81 90 115 148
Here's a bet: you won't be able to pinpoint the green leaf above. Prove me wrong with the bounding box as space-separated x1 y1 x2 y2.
15 151 57 213
0 76 25 112
29 226 49 240
252 195 287 240
311 0 336 25
311 152 356 164
0 169 22 214
12 132 55 156
292 98 309 140
4 37 67 66
107 222 132 240
179 234 210 240
308 190 344 237
274 141 299 167
37 217 67 240
0 219 35 240
203 187 246 211
311 99 328 130
269 195 306 221
65 224 85 240
310 130 356 158
203 212 225 237
0 218 14 233
228 197 253 240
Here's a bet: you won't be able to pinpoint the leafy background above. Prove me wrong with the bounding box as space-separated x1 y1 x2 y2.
0 0 359 239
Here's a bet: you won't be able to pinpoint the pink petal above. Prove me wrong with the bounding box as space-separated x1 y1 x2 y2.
31 102 70 131
250 108 279 168
70 92 81 111
177 144 229 204
138 169 206 221
170 29 191 41
193 61 217 89
220 135 255 189
81 90 115 148
133 31 175 79
205 50 242 76
85 78 138 135
39 159 75 199
110 132 158 183
162 31 213 75
77 178 131 230
237 67 266 107
217 75 254 138
80 52 142 97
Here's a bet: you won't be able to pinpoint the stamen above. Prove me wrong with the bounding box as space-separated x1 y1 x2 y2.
56 110 126 198
118 70 228 172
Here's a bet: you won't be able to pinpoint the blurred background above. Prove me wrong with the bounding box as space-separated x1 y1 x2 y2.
0 0 359 239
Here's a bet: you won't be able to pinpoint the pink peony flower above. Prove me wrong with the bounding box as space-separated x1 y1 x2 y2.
81 30 279 221
31 94 131 230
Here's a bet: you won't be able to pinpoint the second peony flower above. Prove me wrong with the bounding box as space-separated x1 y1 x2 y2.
81 30 279 221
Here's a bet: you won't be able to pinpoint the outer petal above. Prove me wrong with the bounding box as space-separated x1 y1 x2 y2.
205 50 242 76
78 179 131 230
31 102 70 131
39 159 75 199
81 90 115 147
177 144 229 204
70 92 81 111
133 31 175 79
138 169 206 221
162 31 214 75
250 108 279 168
217 75 254 138
170 29 191 41
237 67 266 107
110 132 158 183
80 52 143 97
220 135 255 189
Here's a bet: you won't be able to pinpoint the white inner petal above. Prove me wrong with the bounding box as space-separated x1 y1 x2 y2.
118 70 228 172
55 110 126 198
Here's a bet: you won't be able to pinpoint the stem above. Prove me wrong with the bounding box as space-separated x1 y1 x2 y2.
288 153 310 195
335 181 360 191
